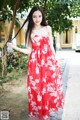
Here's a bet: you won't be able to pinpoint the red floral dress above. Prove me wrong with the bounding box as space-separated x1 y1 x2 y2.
27 34 64 119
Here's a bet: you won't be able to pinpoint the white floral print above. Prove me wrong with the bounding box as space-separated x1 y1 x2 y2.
28 35 64 118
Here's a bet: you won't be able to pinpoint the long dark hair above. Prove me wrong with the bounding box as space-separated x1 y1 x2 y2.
11 6 47 45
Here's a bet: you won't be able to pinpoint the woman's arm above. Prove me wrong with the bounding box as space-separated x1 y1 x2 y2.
47 25 55 54
7 42 32 54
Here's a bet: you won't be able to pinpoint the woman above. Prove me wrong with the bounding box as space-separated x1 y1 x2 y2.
7 6 64 120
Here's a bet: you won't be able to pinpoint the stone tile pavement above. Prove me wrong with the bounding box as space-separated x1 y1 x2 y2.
62 50 80 120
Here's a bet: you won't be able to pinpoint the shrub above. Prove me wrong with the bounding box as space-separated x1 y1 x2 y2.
7 45 29 73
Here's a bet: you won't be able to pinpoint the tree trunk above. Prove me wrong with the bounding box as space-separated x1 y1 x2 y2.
8 0 20 42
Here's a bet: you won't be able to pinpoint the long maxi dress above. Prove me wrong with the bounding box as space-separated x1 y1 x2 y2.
27 30 64 119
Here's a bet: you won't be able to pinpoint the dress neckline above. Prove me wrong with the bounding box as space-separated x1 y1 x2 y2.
31 34 49 43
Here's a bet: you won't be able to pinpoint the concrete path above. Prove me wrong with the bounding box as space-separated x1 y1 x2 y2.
62 50 80 120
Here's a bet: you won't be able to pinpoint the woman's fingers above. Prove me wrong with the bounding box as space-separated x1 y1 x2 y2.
7 42 13 48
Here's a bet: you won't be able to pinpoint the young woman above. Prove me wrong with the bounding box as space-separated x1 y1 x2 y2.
7 6 64 120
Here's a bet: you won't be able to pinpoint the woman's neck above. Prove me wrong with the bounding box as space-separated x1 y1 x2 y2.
33 25 42 30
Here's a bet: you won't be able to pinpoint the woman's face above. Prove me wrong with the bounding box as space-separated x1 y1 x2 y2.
32 10 42 26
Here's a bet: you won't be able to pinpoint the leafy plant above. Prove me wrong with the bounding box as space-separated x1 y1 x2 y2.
7 52 19 73
9 74 18 80
7 65 14 73
19 54 29 69
0 76 6 86
7 45 29 73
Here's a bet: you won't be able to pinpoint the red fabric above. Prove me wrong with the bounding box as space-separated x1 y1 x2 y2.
27 35 64 118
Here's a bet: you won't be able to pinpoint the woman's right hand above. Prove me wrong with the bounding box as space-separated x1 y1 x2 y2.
7 42 15 49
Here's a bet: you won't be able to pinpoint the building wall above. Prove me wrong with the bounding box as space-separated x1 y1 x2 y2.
0 20 25 45
1 19 80 50
56 19 80 49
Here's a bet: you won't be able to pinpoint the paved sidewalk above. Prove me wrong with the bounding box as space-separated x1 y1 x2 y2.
62 51 80 120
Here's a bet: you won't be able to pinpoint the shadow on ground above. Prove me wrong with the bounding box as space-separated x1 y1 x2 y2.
0 72 29 120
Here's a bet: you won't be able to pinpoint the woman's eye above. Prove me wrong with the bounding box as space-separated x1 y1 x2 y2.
33 15 42 18
39 15 42 18
33 16 36 18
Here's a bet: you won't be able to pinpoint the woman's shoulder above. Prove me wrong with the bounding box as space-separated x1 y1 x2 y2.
46 25 52 31
46 25 51 29
45 25 52 34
